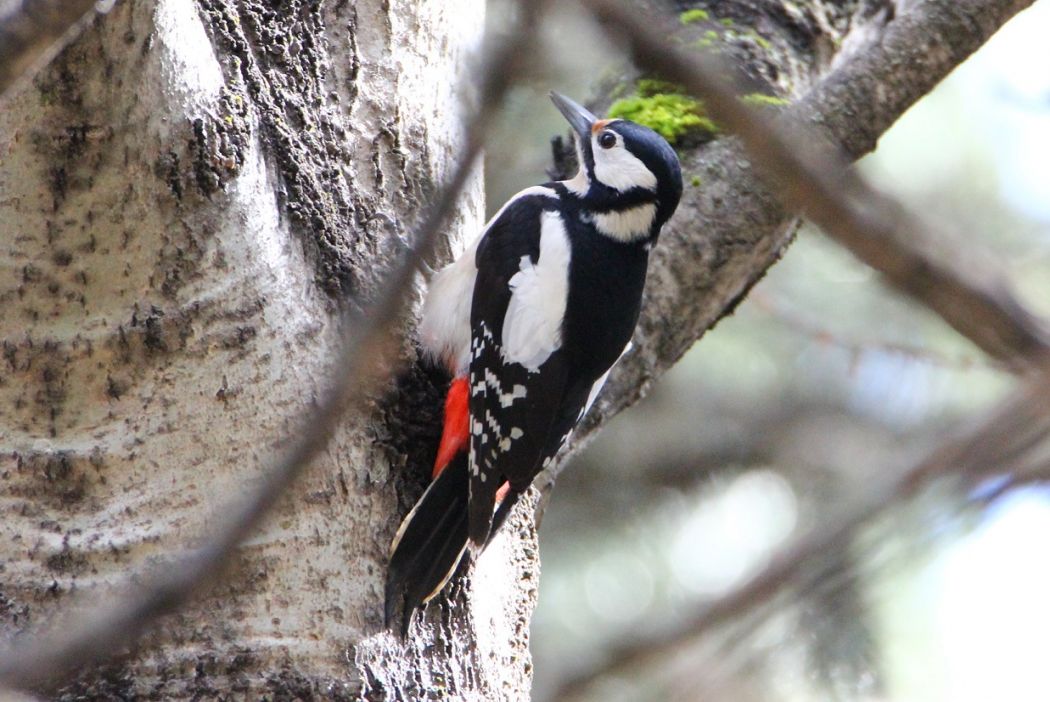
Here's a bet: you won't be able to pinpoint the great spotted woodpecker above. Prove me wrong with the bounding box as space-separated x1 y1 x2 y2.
385 92 682 633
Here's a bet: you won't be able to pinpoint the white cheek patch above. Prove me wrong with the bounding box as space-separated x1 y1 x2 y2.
590 203 657 242
501 211 572 372
593 139 658 192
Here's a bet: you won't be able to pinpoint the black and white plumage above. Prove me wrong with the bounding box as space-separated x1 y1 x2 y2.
386 92 683 633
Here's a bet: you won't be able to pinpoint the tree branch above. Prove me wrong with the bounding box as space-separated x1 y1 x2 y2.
547 0 1048 696
600 0 1045 362
555 373 1050 699
751 291 1003 372
567 0 1040 460
0 2 545 691
0 0 1036 695
0 0 114 102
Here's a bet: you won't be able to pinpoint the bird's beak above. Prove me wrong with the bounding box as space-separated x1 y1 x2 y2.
550 91 596 141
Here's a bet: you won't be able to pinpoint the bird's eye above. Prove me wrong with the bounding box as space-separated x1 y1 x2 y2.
598 131 617 149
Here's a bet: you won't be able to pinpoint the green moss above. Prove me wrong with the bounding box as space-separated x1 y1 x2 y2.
741 93 790 108
679 8 710 24
609 90 718 144
690 175 703 188
749 31 772 50
719 17 735 26
692 31 718 48
635 78 684 98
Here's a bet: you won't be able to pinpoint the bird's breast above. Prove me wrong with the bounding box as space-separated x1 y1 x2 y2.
561 230 649 378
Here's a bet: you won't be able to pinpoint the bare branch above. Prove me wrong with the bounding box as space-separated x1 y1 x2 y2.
0 0 115 102
0 2 546 691
750 291 1003 372
555 375 1050 699
552 0 1040 485
548 0 1050 697
802 0 1037 161
1 0 1036 695
578 0 1048 369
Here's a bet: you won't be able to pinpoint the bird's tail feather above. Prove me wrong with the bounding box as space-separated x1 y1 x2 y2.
385 451 470 636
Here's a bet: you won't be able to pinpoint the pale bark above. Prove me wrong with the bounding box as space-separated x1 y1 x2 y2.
0 0 99 96
0 0 522 698
0 0 1032 699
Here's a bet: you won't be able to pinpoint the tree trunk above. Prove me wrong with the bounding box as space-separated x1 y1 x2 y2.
0 0 1030 699
0 0 532 698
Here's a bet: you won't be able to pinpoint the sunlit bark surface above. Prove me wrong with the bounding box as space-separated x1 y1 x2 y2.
0 1 540 698
0 0 1031 698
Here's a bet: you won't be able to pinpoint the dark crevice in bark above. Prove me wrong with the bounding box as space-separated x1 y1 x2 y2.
55 658 360 701
378 355 449 514
195 0 369 299
0 0 1029 697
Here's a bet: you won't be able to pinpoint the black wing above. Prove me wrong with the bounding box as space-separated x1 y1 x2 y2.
466 193 571 546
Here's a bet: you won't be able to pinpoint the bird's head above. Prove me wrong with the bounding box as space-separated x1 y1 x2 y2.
551 91 682 241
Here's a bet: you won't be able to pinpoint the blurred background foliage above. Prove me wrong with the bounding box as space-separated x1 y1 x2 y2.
484 1 1050 700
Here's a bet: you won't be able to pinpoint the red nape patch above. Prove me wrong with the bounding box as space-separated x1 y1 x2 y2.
432 376 470 479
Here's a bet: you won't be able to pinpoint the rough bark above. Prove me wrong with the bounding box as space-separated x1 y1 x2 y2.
562 0 1035 463
0 1 100 97
0 0 1031 699
0 0 522 698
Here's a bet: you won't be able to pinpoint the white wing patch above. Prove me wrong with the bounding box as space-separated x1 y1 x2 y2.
419 185 556 375
501 211 572 372
590 203 657 242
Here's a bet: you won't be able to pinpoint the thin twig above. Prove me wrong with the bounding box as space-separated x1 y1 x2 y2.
578 0 1050 370
555 375 1050 699
550 0 1050 697
0 0 115 102
542 0 1033 499
0 3 545 691
750 291 1003 373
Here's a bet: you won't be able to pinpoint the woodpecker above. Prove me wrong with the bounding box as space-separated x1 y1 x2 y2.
385 92 683 633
